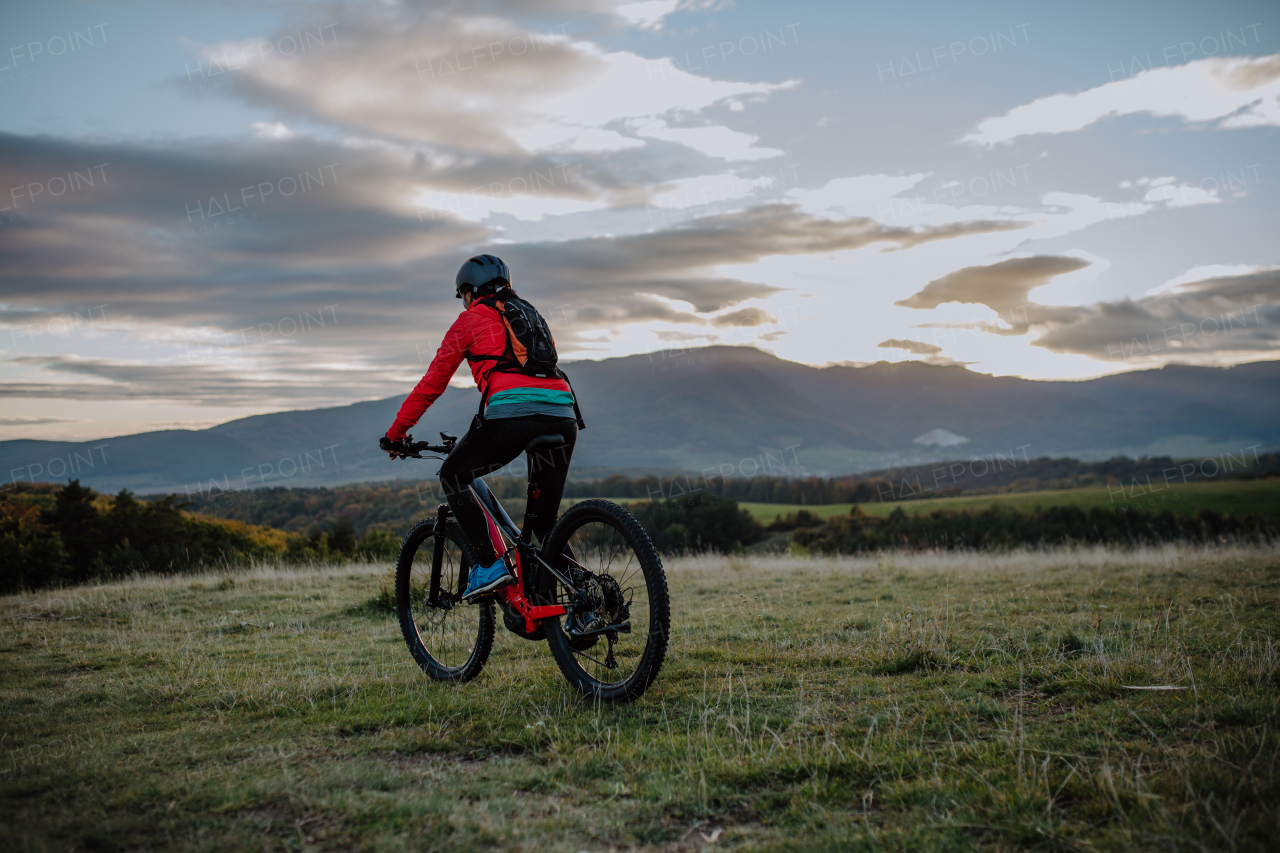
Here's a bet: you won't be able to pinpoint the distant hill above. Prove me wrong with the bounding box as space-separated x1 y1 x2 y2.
3 347 1278 494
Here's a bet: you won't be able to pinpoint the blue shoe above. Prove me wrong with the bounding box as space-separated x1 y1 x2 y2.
462 558 513 602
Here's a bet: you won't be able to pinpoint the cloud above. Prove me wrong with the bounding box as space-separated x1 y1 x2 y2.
963 52 1280 146
1029 268 1280 364
2 355 387 406
514 204 1029 325
1221 54 1280 89
799 178 1229 250
895 255 1092 328
788 173 928 218
876 338 943 356
646 171 780 216
874 338 974 367
711 307 778 328
0 129 1032 410
632 118 785 161
900 260 1279 367
1117 174 1224 210
0 417 84 426
201 5 794 164
615 0 680 30
1145 264 1259 296
0 132 492 280
251 121 294 140
787 170 1228 256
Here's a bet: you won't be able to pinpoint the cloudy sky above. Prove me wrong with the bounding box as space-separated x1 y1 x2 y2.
2 0 1277 441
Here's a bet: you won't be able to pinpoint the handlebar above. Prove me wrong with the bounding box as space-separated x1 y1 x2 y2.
407 441 448 456
387 432 456 460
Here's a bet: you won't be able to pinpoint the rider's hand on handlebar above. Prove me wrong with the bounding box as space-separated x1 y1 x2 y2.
379 433 408 459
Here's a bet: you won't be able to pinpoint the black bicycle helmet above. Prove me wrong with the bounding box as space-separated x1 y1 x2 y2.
455 254 510 299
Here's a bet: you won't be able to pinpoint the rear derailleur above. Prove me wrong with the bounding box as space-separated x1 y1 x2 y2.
563 571 631 661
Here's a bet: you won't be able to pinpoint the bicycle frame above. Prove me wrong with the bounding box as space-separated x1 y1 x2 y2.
396 433 586 634
393 431 667 700
433 476 571 634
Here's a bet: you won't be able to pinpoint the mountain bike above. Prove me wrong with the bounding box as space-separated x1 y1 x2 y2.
389 431 670 702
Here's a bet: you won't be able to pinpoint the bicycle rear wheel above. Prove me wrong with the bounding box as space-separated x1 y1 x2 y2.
396 518 494 682
541 500 670 702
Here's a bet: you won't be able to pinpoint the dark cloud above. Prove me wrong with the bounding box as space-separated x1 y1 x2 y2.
0 130 1022 337
3 355 399 407
0 132 487 322
900 259 1280 366
1029 268 1280 363
895 255 1091 330
0 131 1035 411
513 204 1027 321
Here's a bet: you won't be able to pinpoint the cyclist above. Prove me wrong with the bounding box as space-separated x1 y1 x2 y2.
380 254 579 602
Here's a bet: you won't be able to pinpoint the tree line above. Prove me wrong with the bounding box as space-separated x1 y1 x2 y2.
161 453 1279 544
628 495 1278 555
785 504 1280 554
567 452 1277 504
4 478 1277 594
1 481 399 594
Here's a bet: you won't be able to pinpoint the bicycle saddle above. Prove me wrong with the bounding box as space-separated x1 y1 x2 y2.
525 433 566 453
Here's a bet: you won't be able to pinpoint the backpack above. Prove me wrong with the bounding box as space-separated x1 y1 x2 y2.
468 293 585 429
481 294 560 377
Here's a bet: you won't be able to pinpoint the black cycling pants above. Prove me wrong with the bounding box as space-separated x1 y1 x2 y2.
437 415 578 565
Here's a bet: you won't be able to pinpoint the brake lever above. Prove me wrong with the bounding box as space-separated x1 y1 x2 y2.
389 433 416 460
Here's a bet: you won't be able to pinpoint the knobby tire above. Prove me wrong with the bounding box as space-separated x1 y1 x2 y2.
541 499 670 702
396 518 495 682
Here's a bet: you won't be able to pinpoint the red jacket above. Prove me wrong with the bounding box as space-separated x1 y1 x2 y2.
387 299 570 441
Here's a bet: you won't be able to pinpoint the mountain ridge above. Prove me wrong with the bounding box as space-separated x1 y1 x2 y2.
4 347 1277 493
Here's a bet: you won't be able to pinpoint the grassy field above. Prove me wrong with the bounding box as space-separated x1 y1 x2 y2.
2 546 1278 851
735 477 1280 524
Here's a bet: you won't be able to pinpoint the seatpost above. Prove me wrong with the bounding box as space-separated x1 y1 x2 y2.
520 480 538 543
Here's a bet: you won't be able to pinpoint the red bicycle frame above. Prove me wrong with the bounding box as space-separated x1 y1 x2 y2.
457 479 566 634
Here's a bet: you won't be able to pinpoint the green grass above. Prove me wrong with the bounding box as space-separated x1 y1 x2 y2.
738 477 1280 523
3 546 1279 851
739 502 857 523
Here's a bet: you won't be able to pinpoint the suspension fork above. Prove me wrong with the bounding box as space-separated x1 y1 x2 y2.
429 503 454 606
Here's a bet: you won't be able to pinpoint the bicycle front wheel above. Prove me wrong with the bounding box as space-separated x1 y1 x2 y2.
396 518 494 682
541 500 670 702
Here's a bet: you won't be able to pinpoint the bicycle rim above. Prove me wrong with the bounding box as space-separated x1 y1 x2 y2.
398 519 493 681
543 501 669 700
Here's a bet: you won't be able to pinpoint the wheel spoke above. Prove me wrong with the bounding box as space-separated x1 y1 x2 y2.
552 511 658 691
398 521 493 680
